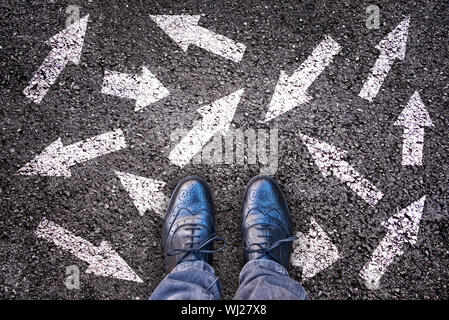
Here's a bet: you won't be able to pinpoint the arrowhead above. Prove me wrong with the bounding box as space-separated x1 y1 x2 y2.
376 16 410 60
291 218 340 279
17 138 71 177
46 15 89 64
264 71 311 122
299 133 347 177
85 241 143 283
382 196 426 245
134 66 170 111
150 15 201 51
115 171 168 217
394 91 433 127
197 89 244 134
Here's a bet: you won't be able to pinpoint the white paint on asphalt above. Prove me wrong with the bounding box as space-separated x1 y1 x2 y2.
150 15 246 62
101 66 169 112
264 35 341 122
299 133 384 206
394 91 433 166
115 171 168 217
169 89 244 168
35 218 143 283
17 129 127 178
359 16 410 102
360 196 426 290
291 218 340 279
23 15 89 104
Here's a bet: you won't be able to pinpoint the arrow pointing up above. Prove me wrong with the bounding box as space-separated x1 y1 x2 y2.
17 129 127 178
36 218 143 283
360 196 426 290
291 218 340 279
115 171 168 217
394 91 433 166
300 133 384 206
101 66 170 112
23 15 89 104
264 35 341 122
169 89 244 168
359 16 410 102
150 15 246 62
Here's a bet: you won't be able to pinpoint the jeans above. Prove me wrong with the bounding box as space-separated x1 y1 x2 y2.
149 259 307 300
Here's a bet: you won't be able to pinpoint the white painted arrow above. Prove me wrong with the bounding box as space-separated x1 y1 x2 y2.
115 171 168 217
359 16 410 102
23 15 89 104
291 218 340 279
394 91 433 166
300 133 384 206
264 35 341 122
101 66 169 112
150 15 246 62
17 129 127 178
169 89 244 168
36 218 143 283
360 196 426 290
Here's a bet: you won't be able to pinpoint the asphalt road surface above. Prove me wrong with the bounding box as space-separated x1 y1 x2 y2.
1 0 448 299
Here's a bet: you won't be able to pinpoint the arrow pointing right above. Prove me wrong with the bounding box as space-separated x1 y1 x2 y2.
394 91 433 166
36 218 143 283
359 16 410 102
101 66 170 112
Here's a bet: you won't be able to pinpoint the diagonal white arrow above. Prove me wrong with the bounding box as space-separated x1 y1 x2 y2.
23 15 90 104
360 196 426 290
264 35 341 122
291 218 340 279
101 66 169 112
17 129 127 178
359 16 410 102
394 91 433 166
115 171 168 217
150 14 246 62
36 218 143 283
300 133 384 206
169 89 244 168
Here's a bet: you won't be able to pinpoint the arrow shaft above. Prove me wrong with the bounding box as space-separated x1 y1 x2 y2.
102 70 140 100
23 49 69 104
401 127 425 166
191 25 246 62
63 129 127 167
332 161 384 206
359 52 395 102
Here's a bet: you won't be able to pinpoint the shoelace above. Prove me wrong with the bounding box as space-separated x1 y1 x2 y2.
167 232 226 263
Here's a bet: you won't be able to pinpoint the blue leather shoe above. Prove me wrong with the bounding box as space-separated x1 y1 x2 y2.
241 175 297 270
163 176 225 274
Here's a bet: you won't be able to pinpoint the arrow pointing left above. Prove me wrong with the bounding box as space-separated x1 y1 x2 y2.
17 129 127 178
36 218 143 283
23 15 89 104
360 196 426 290
101 66 170 112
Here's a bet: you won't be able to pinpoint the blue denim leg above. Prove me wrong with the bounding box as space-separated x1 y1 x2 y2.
149 260 222 300
233 259 308 300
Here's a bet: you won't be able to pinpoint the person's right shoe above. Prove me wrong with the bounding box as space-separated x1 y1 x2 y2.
241 175 297 270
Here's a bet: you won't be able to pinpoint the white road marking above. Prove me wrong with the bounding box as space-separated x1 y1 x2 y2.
169 89 244 168
115 171 168 217
150 15 246 62
299 133 384 206
17 129 127 178
360 196 426 290
359 16 410 102
23 15 89 104
101 66 169 112
394 91 433 166
291 218 340 279
35 218 143 283
264 35 341 122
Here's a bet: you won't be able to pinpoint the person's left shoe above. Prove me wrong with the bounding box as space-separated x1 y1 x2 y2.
163 176 225 274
